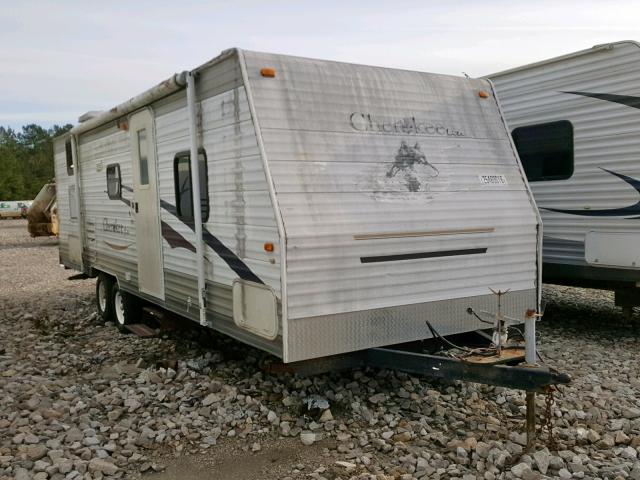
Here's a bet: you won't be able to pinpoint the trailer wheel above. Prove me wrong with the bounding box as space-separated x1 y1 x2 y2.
111 283 141 332
96 274 114 322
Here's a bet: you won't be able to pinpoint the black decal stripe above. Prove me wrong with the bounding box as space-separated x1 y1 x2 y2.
161 221 196 253
161 199 177 215
160 200 264 284
563 91 640 110
544 168 640 218
360 248 487 264
201 229 264 284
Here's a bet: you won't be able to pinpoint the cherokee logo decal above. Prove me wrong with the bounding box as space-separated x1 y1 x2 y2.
350 112 464 137
101 218 133 251
386 141 439 192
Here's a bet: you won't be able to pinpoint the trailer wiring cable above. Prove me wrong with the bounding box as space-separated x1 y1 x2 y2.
425 319 511 359
466 307 494 325
466 308 544 360
425 319 474 353
466 308 550 364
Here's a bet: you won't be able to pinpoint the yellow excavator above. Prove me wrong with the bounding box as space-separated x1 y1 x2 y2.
27 182 58 237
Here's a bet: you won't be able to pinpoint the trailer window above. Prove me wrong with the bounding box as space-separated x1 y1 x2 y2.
512 120 573 182
174 150 209 223
136 129 149 186
106 164 121 200
65 139 74 176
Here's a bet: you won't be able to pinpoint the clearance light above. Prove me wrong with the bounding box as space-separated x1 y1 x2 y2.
264 242 275 252
478 90 489 98
260 68 276 78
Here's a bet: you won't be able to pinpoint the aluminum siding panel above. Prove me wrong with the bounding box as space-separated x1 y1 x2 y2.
491 42 640 271
244 51 539 360
162 271 282 356
77 126 139 288
155 86 281 290
154 60 282 355
288 289 533 361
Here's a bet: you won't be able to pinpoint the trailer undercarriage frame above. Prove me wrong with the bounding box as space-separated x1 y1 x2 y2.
270 345 571 451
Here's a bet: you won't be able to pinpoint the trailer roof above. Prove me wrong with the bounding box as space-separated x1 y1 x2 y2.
488 40 640 79
64 48 480 140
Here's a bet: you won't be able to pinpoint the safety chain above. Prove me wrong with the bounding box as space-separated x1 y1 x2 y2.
540 385 558 451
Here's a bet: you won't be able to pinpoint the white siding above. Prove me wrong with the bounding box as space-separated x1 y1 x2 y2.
155 85 281 298
78 127 139 283
491 41 640 267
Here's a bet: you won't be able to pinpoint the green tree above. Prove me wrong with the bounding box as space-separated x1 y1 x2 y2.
0 123 73 200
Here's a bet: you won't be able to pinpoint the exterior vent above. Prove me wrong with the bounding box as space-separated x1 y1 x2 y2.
78 111 103 123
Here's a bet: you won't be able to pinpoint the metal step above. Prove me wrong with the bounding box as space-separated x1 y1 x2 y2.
124 323 157 338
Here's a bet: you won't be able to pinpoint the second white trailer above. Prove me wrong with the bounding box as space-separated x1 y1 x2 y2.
490 40 640 309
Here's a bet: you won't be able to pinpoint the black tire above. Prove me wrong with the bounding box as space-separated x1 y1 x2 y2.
96 273 114 322
111 283 142 332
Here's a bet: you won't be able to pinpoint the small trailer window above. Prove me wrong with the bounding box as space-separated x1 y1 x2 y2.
511 120 573 182
174 150 209 222
137 129 149 185
68 185 78 219
106 164 121 200
65 139 74 176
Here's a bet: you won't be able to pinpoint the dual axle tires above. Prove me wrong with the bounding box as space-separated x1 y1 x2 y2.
96 273 141 331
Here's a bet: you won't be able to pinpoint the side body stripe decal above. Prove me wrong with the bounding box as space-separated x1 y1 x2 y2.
159 200 265 284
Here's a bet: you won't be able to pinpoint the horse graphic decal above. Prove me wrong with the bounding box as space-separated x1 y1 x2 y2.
386 141 439 192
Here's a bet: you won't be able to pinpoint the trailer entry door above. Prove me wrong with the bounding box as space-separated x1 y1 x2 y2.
129 109 164 300
66 138 84 271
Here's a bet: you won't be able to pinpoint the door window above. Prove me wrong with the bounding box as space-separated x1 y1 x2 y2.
137 129 149 186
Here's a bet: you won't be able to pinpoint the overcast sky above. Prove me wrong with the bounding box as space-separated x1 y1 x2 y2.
2 0 639 129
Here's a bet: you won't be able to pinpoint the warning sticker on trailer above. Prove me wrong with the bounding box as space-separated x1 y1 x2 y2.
478 175 508 185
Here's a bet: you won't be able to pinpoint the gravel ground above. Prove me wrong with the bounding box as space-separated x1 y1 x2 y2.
1 219 639 480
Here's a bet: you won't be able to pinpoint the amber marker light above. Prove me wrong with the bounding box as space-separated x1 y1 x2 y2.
264 242 275 252
260 67 276 78
478 90 489 98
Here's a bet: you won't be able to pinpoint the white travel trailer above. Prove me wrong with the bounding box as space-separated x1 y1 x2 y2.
489 40 640 311
55 49 541 363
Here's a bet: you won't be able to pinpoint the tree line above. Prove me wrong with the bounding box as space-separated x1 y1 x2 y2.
0 124 73 200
